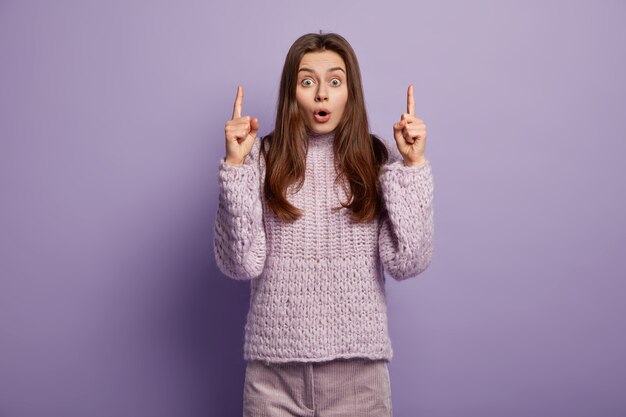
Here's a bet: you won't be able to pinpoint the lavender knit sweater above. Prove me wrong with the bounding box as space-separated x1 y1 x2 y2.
213 129 434 363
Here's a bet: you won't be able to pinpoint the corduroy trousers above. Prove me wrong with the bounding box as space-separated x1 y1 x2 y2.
243 357 393 417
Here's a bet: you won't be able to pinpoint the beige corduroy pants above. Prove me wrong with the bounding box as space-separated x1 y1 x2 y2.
243 357 393 417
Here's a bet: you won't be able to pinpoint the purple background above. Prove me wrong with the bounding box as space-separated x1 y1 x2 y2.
1 0 625 416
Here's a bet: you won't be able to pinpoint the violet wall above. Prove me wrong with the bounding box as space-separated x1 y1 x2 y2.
1 0 625 416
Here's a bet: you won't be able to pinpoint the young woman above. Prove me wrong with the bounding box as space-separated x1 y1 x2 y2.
214 31 433 417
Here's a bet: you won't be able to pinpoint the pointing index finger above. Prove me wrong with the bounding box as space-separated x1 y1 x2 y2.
407 84 415 116
232 85 243 119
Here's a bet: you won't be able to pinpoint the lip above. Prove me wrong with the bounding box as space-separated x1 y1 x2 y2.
313 108 331 123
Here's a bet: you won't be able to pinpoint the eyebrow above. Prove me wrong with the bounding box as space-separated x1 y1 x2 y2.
297 66 346 75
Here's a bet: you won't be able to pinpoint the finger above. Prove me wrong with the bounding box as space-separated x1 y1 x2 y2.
250 117 259 136
407 84 415 116
406 125 423 140
403 124 420 141
393 120 405 131
232 85 243 120
239 125 251 140
226 115 248 125
403 128 415 144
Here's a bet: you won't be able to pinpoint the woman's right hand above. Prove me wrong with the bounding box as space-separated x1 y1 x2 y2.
224 85 259 166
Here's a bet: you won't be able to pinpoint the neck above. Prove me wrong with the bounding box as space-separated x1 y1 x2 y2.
306 128 336 142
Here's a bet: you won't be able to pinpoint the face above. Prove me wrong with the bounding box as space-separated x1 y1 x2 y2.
295 50 348 134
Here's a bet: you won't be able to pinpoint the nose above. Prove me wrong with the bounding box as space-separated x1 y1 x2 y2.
315 85 328 102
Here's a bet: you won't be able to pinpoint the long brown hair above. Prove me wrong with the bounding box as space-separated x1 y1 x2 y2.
260 32 389 223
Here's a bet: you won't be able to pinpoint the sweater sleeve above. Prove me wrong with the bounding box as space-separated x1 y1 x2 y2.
377 143 434 281
213 138 267 280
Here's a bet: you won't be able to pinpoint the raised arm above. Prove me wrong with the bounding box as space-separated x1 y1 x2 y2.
378 84 434 280
213 85 266 280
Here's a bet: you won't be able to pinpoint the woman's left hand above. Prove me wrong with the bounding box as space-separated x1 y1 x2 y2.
392 84 427 166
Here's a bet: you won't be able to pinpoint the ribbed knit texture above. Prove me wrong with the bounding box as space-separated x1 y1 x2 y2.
213 129 434 363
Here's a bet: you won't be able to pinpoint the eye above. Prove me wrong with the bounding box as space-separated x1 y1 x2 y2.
331 78 341 87
301 79 313 87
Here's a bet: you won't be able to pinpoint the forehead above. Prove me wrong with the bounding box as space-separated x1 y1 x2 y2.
298 50 346 70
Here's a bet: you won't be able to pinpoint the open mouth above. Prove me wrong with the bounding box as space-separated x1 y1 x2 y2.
314 109 331 123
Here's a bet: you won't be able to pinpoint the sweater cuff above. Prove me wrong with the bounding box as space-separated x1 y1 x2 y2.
381 159 432 186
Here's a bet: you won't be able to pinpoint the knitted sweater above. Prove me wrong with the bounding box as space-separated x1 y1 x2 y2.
213 129 434 363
